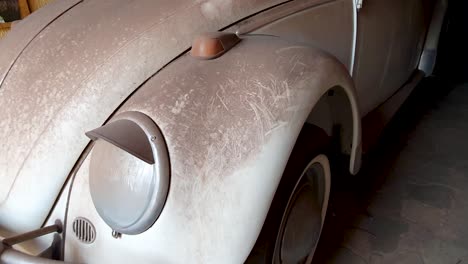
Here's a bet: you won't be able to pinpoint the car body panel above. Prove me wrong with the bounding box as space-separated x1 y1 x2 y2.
0 0 81 86
65 36 360 263
353 0 430 115
419 0 448 75
237 0 433 116
0 0 442 262
0 0 296 234
250 0 355 72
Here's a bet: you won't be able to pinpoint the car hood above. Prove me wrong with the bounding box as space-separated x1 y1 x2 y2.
0 0 284 232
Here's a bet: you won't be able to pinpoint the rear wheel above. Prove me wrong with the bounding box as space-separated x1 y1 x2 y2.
246 124 331 264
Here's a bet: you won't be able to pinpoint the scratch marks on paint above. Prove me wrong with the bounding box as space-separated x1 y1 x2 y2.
171 93 190 114
216 85 229 111
129 44 331 192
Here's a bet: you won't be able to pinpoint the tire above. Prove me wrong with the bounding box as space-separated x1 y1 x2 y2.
246 124 331 264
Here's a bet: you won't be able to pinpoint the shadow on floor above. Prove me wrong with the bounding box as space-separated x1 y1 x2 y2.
314 77 468 264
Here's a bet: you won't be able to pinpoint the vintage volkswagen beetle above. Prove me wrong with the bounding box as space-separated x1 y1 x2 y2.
0 0 447 263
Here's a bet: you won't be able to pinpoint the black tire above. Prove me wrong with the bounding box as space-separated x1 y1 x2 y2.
246 124 331 264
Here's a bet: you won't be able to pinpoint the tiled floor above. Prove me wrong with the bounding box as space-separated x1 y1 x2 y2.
314 79 468 264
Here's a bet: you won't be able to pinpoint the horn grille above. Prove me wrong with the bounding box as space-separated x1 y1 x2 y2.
72 217 96 244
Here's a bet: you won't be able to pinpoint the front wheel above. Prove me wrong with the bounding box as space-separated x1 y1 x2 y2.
247 124 331 264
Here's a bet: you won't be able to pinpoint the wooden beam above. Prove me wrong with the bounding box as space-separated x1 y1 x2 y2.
0 22 12 39
18 0 31 18
27 0 54 13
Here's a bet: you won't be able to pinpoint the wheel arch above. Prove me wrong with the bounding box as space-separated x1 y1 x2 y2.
305 84 361 174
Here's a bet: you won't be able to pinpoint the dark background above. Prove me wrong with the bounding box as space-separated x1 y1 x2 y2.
0 0 21 22
435 0 468 83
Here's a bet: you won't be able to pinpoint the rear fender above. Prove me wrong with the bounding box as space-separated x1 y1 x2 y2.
66 35 361 263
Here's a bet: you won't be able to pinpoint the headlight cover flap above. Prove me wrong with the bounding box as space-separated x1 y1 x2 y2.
86 111 170 235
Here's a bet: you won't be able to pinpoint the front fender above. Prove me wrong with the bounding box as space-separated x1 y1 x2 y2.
65 35 361 263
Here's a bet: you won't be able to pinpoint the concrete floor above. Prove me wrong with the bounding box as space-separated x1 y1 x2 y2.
313 79 468 264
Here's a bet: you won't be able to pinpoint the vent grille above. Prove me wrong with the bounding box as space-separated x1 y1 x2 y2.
72 217 96 244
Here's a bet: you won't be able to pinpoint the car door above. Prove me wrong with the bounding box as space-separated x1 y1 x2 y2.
352 0 431 116
251 0 356 72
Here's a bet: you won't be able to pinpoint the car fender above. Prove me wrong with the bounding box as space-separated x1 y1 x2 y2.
65 35 361 263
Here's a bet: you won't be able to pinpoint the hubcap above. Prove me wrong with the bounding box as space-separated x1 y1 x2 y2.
274 155 330 264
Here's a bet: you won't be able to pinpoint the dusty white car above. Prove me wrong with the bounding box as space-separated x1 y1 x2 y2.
0 0 447 263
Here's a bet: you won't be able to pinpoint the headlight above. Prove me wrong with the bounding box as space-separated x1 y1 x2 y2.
86 111 170 235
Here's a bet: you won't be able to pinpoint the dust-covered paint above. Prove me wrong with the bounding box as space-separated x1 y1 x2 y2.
65 36 360 263
0 0 293 233
0 0 82 86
